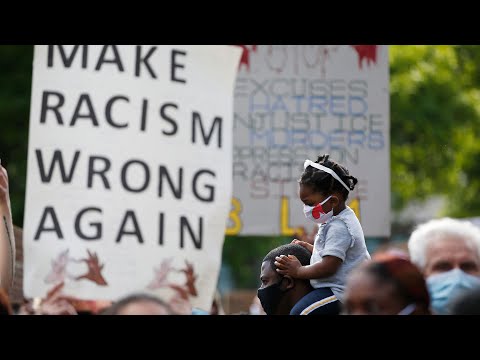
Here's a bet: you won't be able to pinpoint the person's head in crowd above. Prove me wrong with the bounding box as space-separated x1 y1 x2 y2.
343 253 431 315
408 217 480 315
258 243 314 315
101 293 175 315
450 286 480 315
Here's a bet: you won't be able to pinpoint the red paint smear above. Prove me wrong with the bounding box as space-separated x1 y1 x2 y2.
350 45 378 69
234 45 257 72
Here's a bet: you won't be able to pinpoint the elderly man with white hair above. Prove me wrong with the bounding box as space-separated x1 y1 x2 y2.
408 217 480 315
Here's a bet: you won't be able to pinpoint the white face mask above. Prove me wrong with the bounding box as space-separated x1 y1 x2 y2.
303 195 333 224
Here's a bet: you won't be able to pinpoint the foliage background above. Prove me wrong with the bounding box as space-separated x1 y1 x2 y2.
2 45 480 288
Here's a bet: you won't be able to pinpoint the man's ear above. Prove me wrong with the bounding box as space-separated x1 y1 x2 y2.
282 275 295 290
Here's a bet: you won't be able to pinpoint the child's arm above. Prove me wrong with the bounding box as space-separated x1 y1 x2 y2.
291 239 314 253
278 220 353 280
0 162 15 292
275 254 341 279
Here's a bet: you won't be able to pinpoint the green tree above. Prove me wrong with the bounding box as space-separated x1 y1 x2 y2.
390 45 480 218
0 45 33 225
4 45 480 289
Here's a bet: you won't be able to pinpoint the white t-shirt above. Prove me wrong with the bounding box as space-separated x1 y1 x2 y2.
310 206 371 302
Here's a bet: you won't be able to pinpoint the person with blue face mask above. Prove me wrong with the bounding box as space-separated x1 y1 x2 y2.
426 269 480 315
408 217 480 315
274 154 371 314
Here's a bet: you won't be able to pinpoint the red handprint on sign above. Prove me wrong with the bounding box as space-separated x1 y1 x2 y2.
75 250 108 286
147 258 174 290
178 260 198 297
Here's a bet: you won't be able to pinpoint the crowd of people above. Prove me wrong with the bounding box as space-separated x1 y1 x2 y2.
255 155 480 315
2 155 480 315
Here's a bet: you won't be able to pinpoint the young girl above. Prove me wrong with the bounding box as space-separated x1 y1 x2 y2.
274 154 371 315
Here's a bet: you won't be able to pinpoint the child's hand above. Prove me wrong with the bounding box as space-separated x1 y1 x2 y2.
291 239 314 254
274 255 302 277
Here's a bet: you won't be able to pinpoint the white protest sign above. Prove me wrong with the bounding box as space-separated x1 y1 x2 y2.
228 45 390 237
23 45 241 311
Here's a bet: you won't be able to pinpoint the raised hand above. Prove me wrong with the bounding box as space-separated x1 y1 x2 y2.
0 161 15 291
0 162 9 203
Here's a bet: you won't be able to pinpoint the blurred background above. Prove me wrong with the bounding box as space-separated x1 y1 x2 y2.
3 45 480 313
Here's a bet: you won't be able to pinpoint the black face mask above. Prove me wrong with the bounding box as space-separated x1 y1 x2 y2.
257 278 287 315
